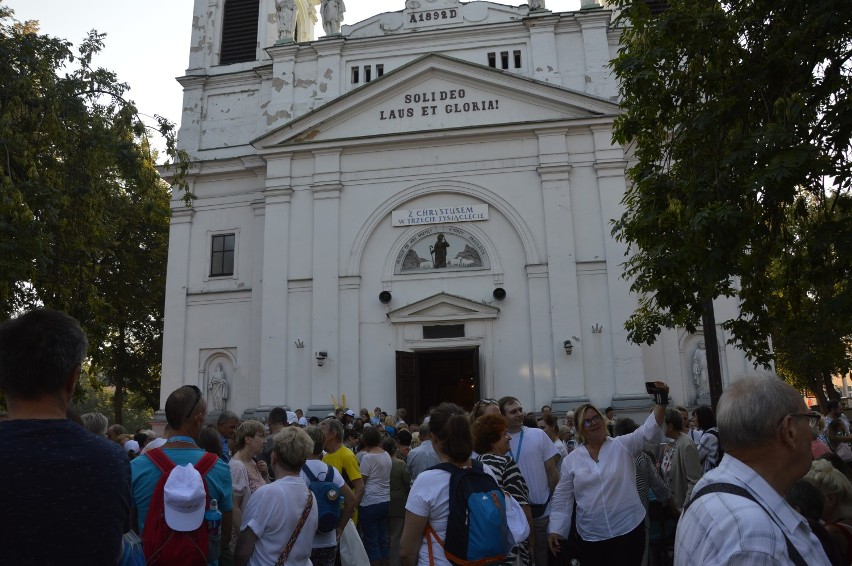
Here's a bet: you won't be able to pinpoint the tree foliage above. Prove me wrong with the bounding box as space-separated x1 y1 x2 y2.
609 0 851 398
0 5 190 421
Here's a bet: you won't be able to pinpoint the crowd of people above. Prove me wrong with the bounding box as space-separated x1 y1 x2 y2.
3 308 852 566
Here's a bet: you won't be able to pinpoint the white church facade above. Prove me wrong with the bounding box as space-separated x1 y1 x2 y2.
161 0 753 423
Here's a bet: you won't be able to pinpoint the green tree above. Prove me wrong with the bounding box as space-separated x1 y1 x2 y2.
0 5 190 421
770 192 852 408
609 0 852 403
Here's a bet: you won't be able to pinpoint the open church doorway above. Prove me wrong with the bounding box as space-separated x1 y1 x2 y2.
395 347 480 425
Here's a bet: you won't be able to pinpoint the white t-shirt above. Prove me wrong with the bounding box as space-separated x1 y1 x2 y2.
360 450 392 506
300 459 346 549
241 476 318 566
508 426 558 509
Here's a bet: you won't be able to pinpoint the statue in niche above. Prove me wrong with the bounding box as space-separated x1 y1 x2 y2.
275 0 297 42
321 0 346 36
208 362 229 411
692 341 709 401
430 234 450 268
529 0 546 10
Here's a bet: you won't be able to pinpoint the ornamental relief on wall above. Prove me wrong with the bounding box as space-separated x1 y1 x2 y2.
394 225 491 275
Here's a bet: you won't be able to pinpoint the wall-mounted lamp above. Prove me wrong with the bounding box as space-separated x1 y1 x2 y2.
493 287 507 301
591 323 603 334
316 351 328 366
563 340 574 355
379 291 392 304
294 339 304 348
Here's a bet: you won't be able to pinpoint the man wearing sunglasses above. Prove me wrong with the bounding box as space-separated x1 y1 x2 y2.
130 385 234 552
675 374 832 565
0 309 132 566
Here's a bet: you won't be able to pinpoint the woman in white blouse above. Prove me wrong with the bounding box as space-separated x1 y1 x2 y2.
547 383 669 565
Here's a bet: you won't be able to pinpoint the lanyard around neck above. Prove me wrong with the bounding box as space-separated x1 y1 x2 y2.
508 428 524 461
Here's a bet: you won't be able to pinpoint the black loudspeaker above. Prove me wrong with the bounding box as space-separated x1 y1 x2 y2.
379 291 392 304
493 287 506 300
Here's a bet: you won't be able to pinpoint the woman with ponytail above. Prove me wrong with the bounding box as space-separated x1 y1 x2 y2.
399 402 518 565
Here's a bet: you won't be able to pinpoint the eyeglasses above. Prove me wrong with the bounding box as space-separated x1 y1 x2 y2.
183 385 203 419
583 414 603 428
787 411 822 431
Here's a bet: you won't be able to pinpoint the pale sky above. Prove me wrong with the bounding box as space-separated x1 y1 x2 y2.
7 0 580 160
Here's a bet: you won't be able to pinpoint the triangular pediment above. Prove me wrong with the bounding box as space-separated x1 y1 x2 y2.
252 54 619 149
388 292 500 324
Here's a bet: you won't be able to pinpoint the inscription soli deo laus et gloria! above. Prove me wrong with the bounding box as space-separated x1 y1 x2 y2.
379 89 500 120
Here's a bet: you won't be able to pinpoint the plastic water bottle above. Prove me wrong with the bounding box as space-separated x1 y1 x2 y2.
205 498 222 565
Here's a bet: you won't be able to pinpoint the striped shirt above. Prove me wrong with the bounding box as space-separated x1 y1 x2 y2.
674 455 831 566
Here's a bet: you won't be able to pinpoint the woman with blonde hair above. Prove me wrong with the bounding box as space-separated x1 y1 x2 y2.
229 420 270 555
547 384 670 565
806 458 852 563
234 427 318 566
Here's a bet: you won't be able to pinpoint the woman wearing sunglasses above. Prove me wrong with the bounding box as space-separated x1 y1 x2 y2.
546 382 670 565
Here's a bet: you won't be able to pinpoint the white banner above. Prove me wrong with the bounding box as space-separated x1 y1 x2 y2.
392 204 488 227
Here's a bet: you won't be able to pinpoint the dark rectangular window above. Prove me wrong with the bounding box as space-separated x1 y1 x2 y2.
514 50 522 68
376 64 384 77
423 325 465 339
487 52 496 68
500 51 509 69
351 66 360 84
220 0 260 64
364 65 372 82
210 234 235 277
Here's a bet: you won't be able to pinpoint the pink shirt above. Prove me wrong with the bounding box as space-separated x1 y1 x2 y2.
812 439 832 459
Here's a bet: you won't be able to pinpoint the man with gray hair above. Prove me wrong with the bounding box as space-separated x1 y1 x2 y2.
674 374 831 565
0 309 131 565
217 410 240 462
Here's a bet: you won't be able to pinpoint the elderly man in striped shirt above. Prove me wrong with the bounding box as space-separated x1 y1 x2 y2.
675 374 831 565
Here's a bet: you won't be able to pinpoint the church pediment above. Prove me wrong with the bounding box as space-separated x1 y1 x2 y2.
252 54 619 149
387 292 500 324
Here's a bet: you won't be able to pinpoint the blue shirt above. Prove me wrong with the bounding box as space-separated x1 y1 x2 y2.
0 419 131 565
131 447 233 532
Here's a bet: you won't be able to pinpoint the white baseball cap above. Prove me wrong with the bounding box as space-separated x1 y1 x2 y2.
164 464 206 531
345 409 355 417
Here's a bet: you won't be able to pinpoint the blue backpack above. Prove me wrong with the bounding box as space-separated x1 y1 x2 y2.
302 463 341 534
425 460 510 565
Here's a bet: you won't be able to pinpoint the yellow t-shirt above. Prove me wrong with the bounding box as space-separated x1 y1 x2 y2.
322 445 362 486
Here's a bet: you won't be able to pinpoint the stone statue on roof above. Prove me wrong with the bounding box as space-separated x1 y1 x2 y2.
321 0 346 36
276 0 297 42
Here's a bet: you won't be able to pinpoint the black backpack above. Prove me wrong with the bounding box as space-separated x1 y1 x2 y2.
425 460 510 565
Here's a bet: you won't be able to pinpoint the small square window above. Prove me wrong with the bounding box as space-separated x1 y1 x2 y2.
365 65 372 82
351 67 360 84
210 234 235 277
487 52 496 68
376 64 384 77
500 51 509 70
514 50 522 69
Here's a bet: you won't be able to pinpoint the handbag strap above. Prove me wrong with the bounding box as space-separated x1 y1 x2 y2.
275 491 314 566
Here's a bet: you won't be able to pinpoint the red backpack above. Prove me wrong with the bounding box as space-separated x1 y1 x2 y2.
142 448 219 565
